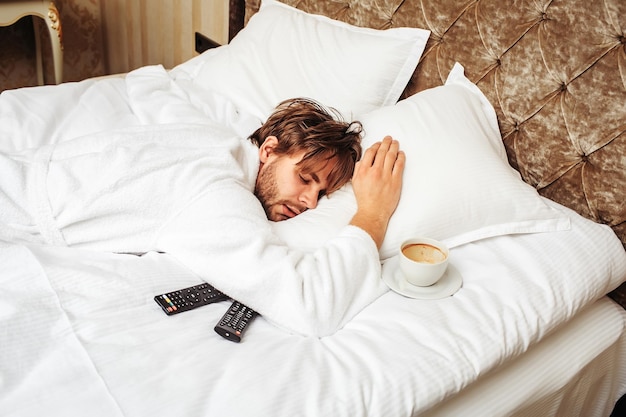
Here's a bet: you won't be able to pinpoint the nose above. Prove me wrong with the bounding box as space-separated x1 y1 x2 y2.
300 187 319 210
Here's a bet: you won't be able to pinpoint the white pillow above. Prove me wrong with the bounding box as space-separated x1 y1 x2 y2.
192 0 430 120
272 63 571 259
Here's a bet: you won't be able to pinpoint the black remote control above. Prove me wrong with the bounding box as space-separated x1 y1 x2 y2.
214 301 257 343
154 283 228 315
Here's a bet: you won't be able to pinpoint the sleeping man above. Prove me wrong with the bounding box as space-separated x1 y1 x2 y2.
0 97 404 336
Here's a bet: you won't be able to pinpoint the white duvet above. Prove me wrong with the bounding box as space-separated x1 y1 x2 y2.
0 77 388 337
1 64 626 416
1 201 624 417
0 64 261 152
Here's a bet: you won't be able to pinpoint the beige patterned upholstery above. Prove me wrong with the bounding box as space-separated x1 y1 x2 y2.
241 0 626 304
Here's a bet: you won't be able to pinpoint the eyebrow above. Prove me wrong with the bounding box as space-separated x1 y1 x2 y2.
298 156 330 186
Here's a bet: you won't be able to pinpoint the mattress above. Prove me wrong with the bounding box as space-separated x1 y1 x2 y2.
424 297 626 417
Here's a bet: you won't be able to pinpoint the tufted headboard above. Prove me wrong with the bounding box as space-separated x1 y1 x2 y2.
234 0 626 303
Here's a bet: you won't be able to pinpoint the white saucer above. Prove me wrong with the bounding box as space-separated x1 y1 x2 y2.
382 256 463 300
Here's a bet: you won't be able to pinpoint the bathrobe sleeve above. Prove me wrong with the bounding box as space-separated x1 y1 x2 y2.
154 181 388 337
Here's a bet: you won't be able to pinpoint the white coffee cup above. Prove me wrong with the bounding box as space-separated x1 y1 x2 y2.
399 238 449 286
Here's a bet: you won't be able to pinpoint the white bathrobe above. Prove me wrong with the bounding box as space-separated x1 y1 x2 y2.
0 123 386 336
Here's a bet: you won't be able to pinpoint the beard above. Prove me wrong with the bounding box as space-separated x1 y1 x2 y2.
255 159 308 221
254 161 283 221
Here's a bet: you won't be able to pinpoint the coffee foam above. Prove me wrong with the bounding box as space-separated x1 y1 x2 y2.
402 243 446 264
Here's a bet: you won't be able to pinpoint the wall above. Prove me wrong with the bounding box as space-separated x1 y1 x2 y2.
0 0 228 91
101 0 228 75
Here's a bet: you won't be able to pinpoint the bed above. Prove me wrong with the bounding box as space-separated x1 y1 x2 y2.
1 0 625 416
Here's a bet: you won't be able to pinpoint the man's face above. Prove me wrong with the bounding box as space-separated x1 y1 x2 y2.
255 137 335 222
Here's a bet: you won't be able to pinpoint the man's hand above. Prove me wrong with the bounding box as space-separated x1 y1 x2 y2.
350 136 405 249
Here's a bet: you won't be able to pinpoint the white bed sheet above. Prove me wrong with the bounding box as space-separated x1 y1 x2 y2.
424 297 626 417
1 198 624 417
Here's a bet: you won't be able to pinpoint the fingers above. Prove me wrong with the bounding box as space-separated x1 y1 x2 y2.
392 149 406 177
372 136 402 175
361 136 398 168
359 141 382 167
380 137 401 172
353 136 404 185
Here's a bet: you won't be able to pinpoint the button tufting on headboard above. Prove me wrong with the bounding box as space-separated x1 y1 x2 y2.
243 0 626 254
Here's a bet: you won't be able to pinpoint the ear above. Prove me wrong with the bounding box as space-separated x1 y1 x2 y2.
258 136 279 164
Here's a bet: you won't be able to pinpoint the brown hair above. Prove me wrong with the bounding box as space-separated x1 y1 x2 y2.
249 98 362 195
